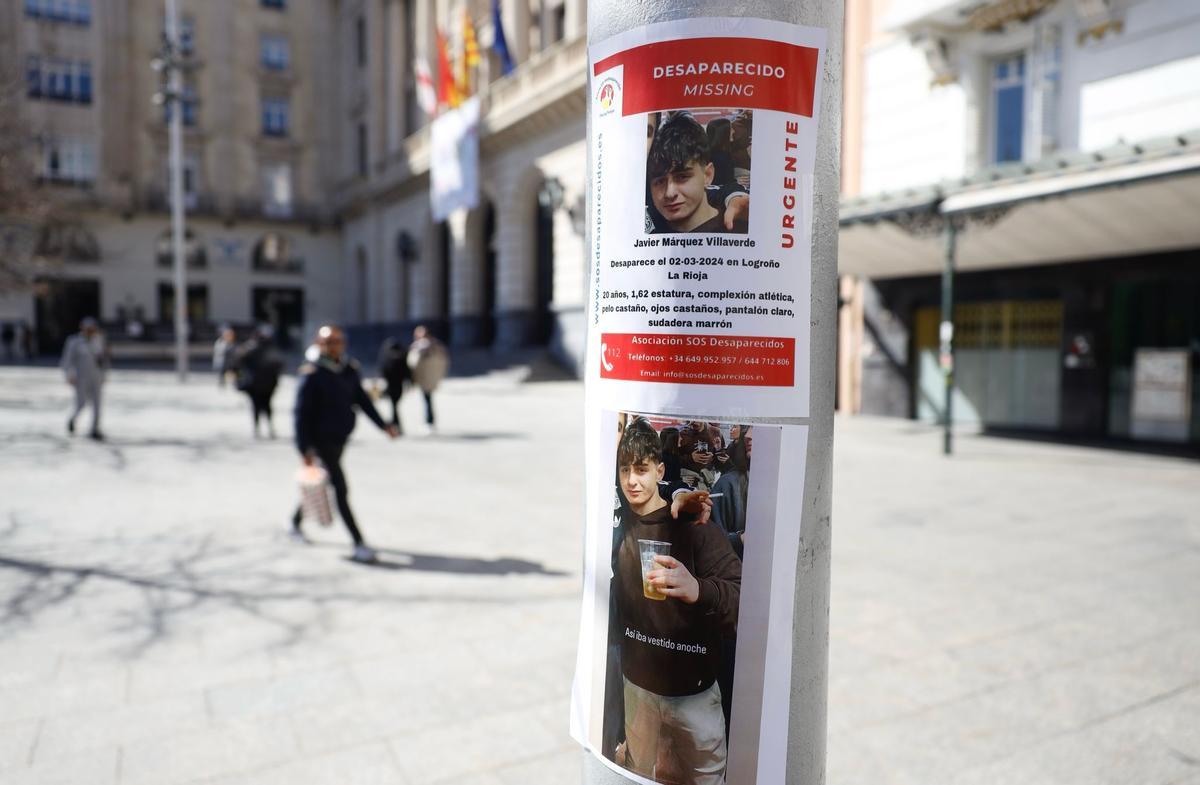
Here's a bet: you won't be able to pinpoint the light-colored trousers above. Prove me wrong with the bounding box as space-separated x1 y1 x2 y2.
70 381 102 433
623 677 727 785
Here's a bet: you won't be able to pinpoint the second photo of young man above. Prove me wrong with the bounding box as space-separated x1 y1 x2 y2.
610 417 742 784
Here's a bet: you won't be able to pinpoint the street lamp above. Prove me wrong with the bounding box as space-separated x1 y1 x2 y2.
153 0 189 382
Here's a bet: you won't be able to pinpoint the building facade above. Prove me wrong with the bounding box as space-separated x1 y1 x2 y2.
838 0 1200 448
0 0 343 354
332 0 589 369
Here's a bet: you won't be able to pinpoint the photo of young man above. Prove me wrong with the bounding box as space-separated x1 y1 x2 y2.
644 111 751 235
647 113 752 235
611 418 741 784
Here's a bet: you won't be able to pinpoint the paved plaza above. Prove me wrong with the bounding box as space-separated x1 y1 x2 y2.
0 365 1197 784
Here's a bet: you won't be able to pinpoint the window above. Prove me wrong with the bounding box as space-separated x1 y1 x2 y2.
162 17 196 55
991 54 1025 164
356 15 367 67
261 97 290 137
34 223 100 262
40 137 96 185
181 86 198 126
155 229 207 269
548 4 566 48
163 85 198 127
25 0 91 25
177 17 196 55
260 34 290 71
165 156 201 209
182 163 196 208
26 56 92 104
164 156 201 208
157 283 209 324
261 163 292 218
356 122 368 176
532 0 565 52
260 0 285 9
252 232 303 272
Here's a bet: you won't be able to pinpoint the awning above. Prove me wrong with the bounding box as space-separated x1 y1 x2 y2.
839 130 1200 278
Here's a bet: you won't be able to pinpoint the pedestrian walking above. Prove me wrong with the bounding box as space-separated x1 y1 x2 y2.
407 325 449 432
19 321 34 360
376 336 411 433
234 325 284 438
292 324 398 562
60 317 108 440
212 325 237 388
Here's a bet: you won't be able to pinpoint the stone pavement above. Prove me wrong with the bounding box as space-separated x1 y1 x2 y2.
827 417 1200 785
0 365 1197 784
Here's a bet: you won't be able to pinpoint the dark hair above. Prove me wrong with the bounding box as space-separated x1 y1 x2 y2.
706 117 733 155
648 113 710 180
728 431 750 473
618 418 662 469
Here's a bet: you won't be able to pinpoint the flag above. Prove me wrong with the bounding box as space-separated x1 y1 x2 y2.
415 57 437 118
431 97 480 221
491 0 515 76
436 29 460 108
463 9 481 67
456 9 479 98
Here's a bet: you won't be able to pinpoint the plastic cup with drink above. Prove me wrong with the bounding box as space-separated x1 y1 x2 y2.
638 539 672 601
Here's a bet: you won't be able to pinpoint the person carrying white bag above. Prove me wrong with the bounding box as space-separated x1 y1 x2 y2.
296 464 335 526
290 324 398 562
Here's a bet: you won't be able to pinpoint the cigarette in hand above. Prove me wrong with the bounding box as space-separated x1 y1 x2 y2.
706 493 723 498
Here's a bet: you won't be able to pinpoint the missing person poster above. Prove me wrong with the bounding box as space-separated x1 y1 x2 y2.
585 17 825 419
573 17 826 785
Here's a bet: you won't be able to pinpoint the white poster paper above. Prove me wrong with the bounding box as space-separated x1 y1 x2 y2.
585 18 825 419
1131 348 1193 442
573 16 828 785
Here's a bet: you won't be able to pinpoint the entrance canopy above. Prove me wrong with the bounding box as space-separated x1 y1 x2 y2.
839 130 1200 278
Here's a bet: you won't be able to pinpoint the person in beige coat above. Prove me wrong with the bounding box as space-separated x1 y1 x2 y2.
406 325 449 432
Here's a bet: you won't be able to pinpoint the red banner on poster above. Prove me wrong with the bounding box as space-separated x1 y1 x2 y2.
599 332 795 387
592 37 818 117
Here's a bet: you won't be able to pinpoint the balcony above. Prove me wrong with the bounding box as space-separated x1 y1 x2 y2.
232 198 327 226
138 188 326 226
883 0 982 31
340 34 587 212
141 187 217 215
484 35 587 144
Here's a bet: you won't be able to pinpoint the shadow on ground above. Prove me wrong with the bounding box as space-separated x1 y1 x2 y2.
339 548 568 576
0 431 259 471
0 520 573 660
419 431 524 442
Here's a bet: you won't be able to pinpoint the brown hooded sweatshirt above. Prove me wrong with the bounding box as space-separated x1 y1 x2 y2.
615 503 741 697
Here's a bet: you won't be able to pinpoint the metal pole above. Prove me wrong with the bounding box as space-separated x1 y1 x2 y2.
940 220 956 455
584 1 843 783
166 0 188 381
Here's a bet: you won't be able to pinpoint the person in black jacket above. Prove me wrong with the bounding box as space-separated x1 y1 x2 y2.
291 324 398 562
375 336 411 432
612 419 740 784
234 325 283 438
